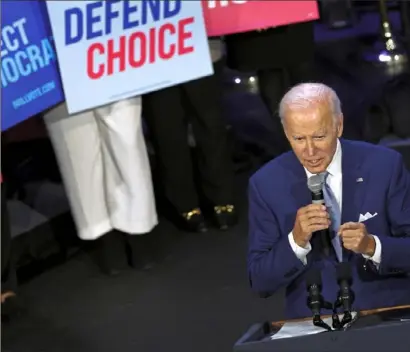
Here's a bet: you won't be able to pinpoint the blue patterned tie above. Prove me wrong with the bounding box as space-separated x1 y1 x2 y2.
322 172 343 262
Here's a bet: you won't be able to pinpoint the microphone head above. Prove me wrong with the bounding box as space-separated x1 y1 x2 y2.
307 174 325 194
306 268 322 290
337 262 353 284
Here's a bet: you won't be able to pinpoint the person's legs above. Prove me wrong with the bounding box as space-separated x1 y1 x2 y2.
43 103 112 239
96 97 158 269
257 68 291 157
183 60 237 229
143 88 206 232
95 97 158 235
43 103 121 275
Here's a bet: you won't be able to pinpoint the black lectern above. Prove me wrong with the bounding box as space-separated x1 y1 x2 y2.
234 307 410 352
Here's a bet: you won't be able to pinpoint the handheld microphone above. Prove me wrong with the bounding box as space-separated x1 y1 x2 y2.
307 174 332 257
306 268 332 331
336 262 355 326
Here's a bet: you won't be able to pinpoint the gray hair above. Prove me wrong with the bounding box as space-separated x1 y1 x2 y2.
278 83 342 124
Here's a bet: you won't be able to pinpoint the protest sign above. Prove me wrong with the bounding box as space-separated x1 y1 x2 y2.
1 0 64 131
46 0 213 114
202 0 319 36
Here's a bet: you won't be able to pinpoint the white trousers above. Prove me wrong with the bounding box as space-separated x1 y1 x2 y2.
43 97 158 240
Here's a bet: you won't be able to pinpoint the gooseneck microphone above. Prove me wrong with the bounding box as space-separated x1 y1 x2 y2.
335 262 355 327
307 174 332 257
306 268 332 331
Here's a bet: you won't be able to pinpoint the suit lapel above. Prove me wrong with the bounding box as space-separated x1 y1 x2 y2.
286 153 311 209
340 140 366 260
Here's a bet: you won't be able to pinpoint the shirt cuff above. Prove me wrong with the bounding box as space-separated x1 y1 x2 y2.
362 235 382 266
288 232 312 265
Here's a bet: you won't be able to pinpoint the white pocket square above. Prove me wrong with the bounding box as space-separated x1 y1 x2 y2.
358 212 378 222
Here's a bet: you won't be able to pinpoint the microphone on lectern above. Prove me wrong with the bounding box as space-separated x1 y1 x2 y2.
306 268 332 331
335 262 355 327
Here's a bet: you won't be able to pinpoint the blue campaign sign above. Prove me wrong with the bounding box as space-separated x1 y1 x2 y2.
1 0 64 131
46 0 213 114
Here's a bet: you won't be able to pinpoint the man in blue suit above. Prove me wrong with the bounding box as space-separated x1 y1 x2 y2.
248 83 410 319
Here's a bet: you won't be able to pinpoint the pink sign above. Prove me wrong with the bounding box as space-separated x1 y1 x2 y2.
202 0 320 36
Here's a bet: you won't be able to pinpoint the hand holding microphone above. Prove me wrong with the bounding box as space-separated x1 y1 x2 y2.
292 204 331 248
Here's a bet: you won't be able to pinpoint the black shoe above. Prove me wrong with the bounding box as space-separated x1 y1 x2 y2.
124 234 156 271
181 208 208 233
94 231 123 276
213 205 238 231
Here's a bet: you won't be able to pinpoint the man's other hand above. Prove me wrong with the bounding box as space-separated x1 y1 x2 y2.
338 222 376 256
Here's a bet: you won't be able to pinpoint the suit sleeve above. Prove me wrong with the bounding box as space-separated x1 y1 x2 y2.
247 178 307 294
378 153 410 274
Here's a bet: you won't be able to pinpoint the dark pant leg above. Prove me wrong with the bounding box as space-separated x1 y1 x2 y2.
1 183 17 293
257 68 291 156
181 60 235 206
143 86 199 213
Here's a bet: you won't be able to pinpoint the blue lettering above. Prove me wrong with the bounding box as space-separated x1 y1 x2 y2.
1 18 29 56
65 8 83 45
11 81 56 110
13 98 24 109
123 0 139 30
1 69 8 87
1 39 56 87
105 0 121 35
14 51 31 76
26 45 44 72
86 1 104 40
142 0 161 24
2 57 19 84
62 0 183 44
41 38 54 65
2 26 19 52
164 0 181 19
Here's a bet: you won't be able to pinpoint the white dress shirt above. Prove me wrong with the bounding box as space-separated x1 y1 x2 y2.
288 139 382 265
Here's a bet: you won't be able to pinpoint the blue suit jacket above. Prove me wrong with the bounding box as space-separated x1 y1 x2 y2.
248 139 410 319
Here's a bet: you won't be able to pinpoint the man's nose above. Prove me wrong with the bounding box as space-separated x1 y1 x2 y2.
305 140 316 156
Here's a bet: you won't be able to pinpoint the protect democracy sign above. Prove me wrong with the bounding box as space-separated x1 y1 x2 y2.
1 0 64 131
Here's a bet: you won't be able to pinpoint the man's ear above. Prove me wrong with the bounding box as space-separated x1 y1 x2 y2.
336 114 344 137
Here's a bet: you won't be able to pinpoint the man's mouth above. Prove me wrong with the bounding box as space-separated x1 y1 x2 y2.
306 159 323 167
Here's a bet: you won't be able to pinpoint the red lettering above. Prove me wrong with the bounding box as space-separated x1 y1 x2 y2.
86 19 196 78
87 43 105 79
158 24 176 60
178 17 194 56
207 0 248 9
129 32 146 68
107 35 126 75
148 27 156 64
